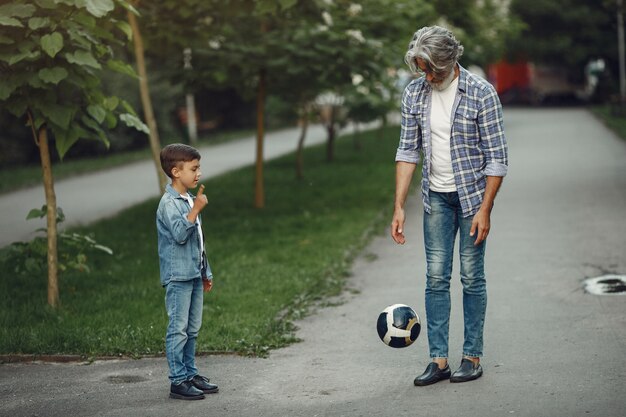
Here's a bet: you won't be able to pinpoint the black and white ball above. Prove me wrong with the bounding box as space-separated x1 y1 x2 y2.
376 304 421 348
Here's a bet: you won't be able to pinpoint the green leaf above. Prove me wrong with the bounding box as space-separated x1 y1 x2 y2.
115 21 132 40
104 111 117 129
38 67 68 84
0 77 20 100
52 124 89 158
255 1 277 15
119 113 149 134
35 0 57 9
117 0 139 15
85 0 115 18
0 35 14 44
64 50 101 69
102 96 119 111
81 115 110 147
28 17 51 30
57 207 65 223
87 104 106 123
93 244 113 255
279 0 298 10
26 206 47 220
5 97 27 117
0 17 23 28
106 59 137 78
73 13 96 29
38 102 74 129
8 49 40 65
27 73 46 88
0 4 35 18
41 32 64 57
119 99 137 116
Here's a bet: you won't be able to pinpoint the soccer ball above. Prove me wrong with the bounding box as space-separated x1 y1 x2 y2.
376 304 421 348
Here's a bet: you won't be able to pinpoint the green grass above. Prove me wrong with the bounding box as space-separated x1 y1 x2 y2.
0 127 401 357
0 128 256 195
590 105 626 141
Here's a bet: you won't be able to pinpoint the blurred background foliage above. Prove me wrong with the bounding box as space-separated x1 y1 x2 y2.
0 0 620 170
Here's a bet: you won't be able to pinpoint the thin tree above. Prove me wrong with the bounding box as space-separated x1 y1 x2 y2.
0 0 148 307
127 1 167 193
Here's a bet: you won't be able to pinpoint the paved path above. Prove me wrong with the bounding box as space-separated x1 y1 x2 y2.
0 122 372 247
1 108 625 417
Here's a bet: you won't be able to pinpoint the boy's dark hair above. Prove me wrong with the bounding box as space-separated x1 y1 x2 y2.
160 144 201 178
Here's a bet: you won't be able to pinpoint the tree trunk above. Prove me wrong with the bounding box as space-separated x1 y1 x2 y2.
353 122 362 151
326 107 336 162
255 68 266 208
295 110 309 180
185 92 198 145
128 8 167 194
37 127 59 308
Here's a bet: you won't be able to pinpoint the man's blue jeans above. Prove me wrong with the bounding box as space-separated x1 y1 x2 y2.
423 190 487 359
165 278 203 384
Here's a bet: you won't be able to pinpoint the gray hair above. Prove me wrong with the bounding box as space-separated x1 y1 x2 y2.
404 26 464 74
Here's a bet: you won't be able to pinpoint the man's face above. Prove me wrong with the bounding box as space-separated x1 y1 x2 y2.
416 58 455 91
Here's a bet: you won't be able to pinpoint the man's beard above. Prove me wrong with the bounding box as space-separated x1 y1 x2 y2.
428 66 456 91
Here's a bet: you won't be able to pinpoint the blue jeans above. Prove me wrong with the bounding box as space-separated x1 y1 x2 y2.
165 278 203 384
423 190 487 359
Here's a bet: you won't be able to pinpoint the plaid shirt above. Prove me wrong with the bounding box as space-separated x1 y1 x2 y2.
396 65 508 217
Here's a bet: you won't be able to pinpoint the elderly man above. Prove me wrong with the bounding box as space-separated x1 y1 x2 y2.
390 26 508 386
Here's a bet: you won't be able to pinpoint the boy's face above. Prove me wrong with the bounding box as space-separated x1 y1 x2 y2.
172 159 201 191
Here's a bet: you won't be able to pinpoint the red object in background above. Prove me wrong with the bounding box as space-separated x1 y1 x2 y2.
488 61 530 95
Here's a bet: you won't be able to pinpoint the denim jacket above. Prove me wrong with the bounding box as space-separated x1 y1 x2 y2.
156 183 212 286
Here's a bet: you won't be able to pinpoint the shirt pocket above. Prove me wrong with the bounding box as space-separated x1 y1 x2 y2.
454 106 479 145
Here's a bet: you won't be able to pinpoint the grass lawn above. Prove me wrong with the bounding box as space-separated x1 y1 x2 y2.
590 105 626 141
0 126 406 358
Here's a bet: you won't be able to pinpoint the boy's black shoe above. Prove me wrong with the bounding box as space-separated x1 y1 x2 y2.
190 375 219 394
170 381 205 400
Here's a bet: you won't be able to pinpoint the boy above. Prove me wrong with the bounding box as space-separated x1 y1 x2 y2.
156 143 218 400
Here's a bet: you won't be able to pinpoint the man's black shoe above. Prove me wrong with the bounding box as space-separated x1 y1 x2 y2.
414 362 451 386
170 380 205 400
190 375 219 394
450 358 483 383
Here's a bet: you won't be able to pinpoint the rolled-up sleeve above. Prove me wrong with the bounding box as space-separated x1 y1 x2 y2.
478 85 508 177
395 83 421 165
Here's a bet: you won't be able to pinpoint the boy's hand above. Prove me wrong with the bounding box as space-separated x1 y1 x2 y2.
202 278 213 292
195 184 208 211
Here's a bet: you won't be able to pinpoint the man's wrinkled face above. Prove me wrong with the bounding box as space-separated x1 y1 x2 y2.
416 58 455 91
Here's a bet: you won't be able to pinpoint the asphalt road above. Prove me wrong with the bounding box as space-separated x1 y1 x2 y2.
1 108 625 417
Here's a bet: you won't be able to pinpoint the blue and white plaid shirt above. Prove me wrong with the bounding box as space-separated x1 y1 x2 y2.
396 65 508 217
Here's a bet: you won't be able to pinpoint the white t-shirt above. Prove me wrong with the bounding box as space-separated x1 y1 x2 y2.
181 193 204 254
429 76 459 192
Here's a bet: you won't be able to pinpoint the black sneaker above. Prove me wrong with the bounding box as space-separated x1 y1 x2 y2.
170 380 205 400
414 362 451 386
190 375 219 394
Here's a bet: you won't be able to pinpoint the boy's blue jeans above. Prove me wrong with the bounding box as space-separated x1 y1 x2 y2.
423 190 487 359
165 278 203 384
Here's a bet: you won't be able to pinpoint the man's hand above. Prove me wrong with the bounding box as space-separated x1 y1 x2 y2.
470 208 490 246
391 207 406 244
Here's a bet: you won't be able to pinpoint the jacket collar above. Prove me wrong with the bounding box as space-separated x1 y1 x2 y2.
165 183 192 200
